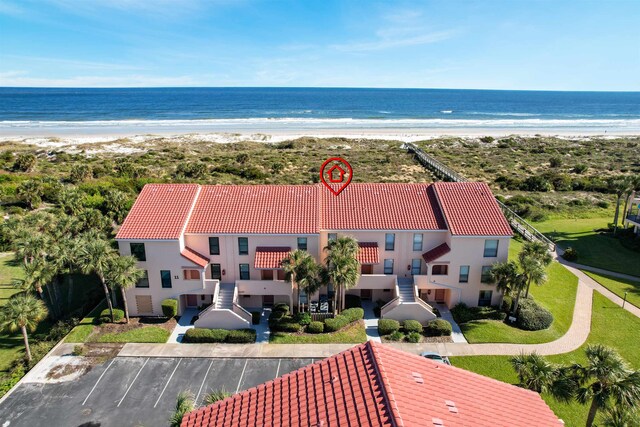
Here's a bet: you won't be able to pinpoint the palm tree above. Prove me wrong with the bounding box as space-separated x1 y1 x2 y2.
296 259 322 312
489 261 519 295
574 345 640 427
600 406 640 427
620 176 640 233
15 180 44 210
282 250 309 311
519 241 552 298
78 238 118 322
323 236 360 313
511 352 576 403
0 293 48 361
169 391 195 427
203 389 232 405
517 256 547 310
608 177 630 234
105 256 144 323
103 189 130 224
282 250 322 312
20 257 56 303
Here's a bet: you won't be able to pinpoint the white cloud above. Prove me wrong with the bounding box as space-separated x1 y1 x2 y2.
331 29 458 52
2 55 145 71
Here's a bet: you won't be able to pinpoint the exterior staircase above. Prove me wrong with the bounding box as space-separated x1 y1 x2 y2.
397 279 415 302
215 283 235 309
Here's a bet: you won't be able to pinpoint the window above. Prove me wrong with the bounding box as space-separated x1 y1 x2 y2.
478 290 493 307
211 264 222 280
238 237 249 255
183 269 200 280
481 266 492 283
297 237 307 251
432 265 448 275
413 233 423 251
484 239 499 257
160 270 172 288
130 243 146 261
208 237 220 255
328 233 337 242
459 265 470 283
385 233 395 251
136 270 149 288
384 259 394 274
411 259 422 275
239 264 250 280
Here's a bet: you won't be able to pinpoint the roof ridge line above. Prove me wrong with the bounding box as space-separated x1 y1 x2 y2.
367 341 403 427
180 184 202 240
429 183 451 233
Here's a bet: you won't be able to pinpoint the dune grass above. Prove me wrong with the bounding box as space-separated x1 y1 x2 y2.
534 216 640 277
452 292 640 426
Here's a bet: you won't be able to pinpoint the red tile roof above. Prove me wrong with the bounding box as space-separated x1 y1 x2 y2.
181 247 209 268
321 183 447 231
116 184 200 240
181 341 562 427
254 246 291 269
422 242 451 263
118 182 512 239
186 185 319 234
433 182 513 236
357 242 380 265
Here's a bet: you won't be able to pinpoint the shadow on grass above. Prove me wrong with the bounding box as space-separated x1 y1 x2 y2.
139 317 171 325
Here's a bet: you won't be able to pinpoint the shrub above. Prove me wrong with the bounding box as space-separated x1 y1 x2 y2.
251 311 261 325
226 329 256 343
501 295 513 314
273 320 303 333
405 332 422 343
479 136 495 144
345 294 362 309
324 315 349 332
293 312 311 326
562 247 578 262
373 306 381 318
13 153 36 172
432 306 441 318
572 163 588 174
183 328 228 343
516 299 553 331
378 319 400 336
272 303 289 314
402 320 423 334
424 319 452 337
98 308 124 324
549 156 563 168
161 299 178 318
306 321 324 334
72 345 85 356
341 308 364 323
387 331 405 341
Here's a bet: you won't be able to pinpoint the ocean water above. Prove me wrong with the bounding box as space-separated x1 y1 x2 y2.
0 87 639 132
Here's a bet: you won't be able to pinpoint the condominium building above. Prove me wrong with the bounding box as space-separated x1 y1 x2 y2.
116 182 512 329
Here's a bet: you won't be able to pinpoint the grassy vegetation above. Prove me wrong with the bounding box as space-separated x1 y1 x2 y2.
452 292 640 426
0 253 25 373
534 216 640 277
270 321 367 344
96 326 170 343
64 302 104 343
583 271 640 309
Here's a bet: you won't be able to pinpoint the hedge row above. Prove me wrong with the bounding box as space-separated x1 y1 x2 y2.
378 318 452 338
98 308 124 324
183 328 256 343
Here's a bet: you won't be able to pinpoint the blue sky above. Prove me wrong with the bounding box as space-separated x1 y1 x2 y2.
0 0 638 90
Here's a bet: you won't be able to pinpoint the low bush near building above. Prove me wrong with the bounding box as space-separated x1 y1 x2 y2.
161 299 178 318
402 320 423 334
424 319 452 337
274 321 303 333
251 311 261 325
98 308 124 324
501 295 513 314
272 303 289 314
378 319 400 336
293 312 311 326
345 294 362 309
516 299 554 331
324 315 349 332
405 332 422 343
387 331 405 341
562 247 579 262
341 308 364 323
450 303 506 324
226 329 256 343
306 321 324 334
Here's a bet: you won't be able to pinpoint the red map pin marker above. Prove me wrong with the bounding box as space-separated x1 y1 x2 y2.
320 157 353 196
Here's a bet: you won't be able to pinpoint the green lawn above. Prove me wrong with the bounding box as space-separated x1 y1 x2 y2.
270 321 367 344
583 271 640 309
0 253 25 373
65 302 104 343
96 327 170 343
533 216 640 277
452 292 640 426
460 239 578 344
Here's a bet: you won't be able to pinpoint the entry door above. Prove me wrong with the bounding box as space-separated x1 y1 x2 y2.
361 265 373 274
263 295 274 307
434 289 446 303
186 294 198 307
361 289 372 301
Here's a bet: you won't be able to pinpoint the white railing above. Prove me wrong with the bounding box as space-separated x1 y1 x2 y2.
232 302 252 324
211 281 220 308
380 296 400 317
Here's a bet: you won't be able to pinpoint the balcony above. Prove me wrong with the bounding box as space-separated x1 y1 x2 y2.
355 274 397 289
236 280 293 296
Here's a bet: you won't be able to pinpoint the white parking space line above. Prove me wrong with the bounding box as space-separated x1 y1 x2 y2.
235 360 248 393
195 360 214 406
82 359 116 406
153 359 182 408
275 359 281 378
117 358 149 407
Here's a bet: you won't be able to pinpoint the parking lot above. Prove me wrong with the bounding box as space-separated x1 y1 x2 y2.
0 356 314 427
